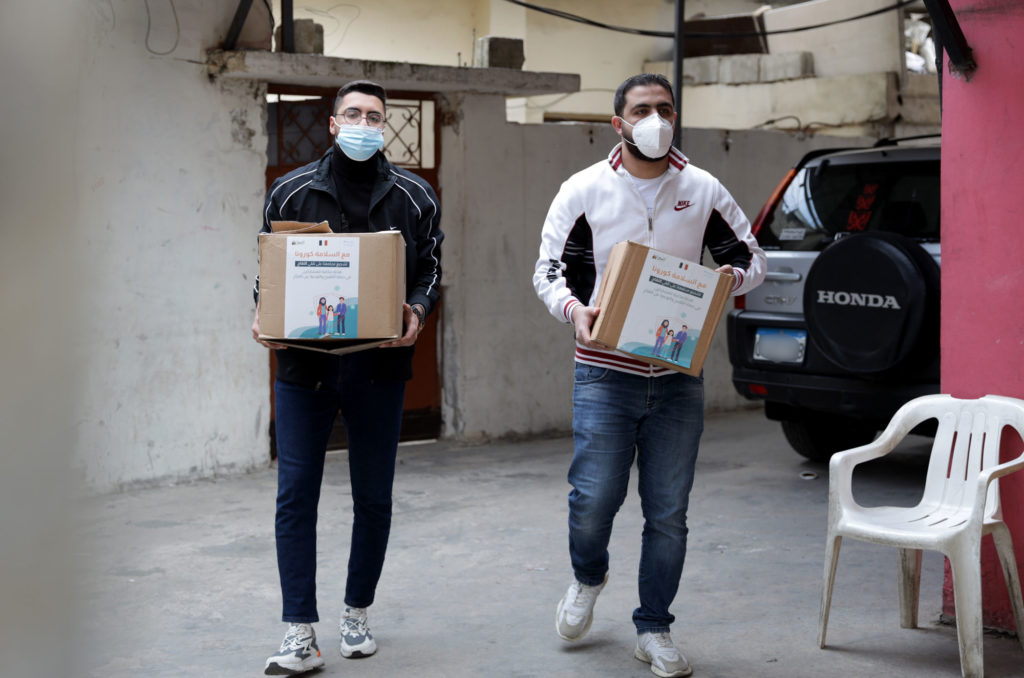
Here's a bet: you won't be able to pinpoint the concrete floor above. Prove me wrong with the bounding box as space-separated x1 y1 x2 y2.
73 409 1024 677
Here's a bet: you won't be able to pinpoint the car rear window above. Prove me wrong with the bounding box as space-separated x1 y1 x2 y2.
758 158 940 250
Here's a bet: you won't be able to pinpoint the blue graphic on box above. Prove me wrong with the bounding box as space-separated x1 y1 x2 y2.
621 317 698 368
288 295 359 338
616 249 719 369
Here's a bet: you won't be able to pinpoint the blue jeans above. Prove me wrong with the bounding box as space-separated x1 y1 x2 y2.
569 363 704 633
273 354 406 623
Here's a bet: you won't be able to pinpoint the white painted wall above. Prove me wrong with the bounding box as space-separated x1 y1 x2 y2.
72 2 271 491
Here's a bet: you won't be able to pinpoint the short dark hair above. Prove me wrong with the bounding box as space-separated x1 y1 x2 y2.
334 80 387 114
613 74 674 117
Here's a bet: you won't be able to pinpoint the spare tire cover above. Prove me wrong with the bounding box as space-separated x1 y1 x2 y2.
803 232 937 373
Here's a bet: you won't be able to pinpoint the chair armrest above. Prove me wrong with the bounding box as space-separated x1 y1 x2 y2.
829 434 905 507
974 454 1024 517
830 429 904 475
827 396 946 509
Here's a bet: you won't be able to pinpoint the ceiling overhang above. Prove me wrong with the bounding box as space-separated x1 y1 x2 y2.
207 50 580 97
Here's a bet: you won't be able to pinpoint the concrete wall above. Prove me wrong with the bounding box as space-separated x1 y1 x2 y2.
71 2 271 490
941 0 1024 632
764 0 903 78
275 0 480 65
275 0 674 123
277 0 927 135
438 95 866 439
644 60 901 136
438 95 597 439
512 0 674 123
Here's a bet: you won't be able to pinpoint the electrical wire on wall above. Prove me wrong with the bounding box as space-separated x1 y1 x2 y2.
260 0 276 33
505 88 617 114
752 116 842 138
144 0 180 56
502 0 917 39
297 3 361 54
502 0 920 130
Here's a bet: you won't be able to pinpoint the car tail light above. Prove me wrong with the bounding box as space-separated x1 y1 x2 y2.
749 384 768 395
751 168 797 237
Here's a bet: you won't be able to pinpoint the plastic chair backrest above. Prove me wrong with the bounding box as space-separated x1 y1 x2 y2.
917 395 1024 522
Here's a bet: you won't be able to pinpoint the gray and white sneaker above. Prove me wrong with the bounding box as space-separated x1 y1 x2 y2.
634 631 692 678
264 623 325 675
555 574 608 641
340 606 377 658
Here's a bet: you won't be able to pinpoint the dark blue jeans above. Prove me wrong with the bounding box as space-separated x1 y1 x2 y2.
569 363 704 633
273 356 406 623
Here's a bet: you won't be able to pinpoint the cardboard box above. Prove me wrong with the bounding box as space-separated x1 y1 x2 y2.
591 241 732 376
258 221 405 355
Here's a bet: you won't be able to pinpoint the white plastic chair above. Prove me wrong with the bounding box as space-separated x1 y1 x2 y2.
818 394 1024 678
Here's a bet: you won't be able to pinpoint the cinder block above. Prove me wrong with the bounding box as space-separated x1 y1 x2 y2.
683 56 720 85
476 36 525 70
274 19 324 54
759 52 814 82
718 54 761 84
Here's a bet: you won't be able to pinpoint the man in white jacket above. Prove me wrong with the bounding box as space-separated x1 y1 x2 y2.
533 74 765 678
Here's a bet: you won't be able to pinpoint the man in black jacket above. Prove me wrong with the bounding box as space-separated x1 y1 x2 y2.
252 80 443 676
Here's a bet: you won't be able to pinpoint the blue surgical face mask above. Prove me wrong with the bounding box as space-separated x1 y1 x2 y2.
335 124 384 162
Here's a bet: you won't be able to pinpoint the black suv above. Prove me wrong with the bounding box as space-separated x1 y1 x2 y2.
727 138 941 461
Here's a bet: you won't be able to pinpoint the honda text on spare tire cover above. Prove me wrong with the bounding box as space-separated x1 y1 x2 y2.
726 137 941 461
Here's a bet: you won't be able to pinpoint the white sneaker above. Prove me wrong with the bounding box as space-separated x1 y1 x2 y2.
555 574 608 641
634 631 692 678
340 606 377 658
264 623 325 675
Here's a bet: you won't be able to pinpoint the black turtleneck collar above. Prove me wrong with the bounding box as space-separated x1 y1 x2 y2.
330 144 380 184
329 144 380 232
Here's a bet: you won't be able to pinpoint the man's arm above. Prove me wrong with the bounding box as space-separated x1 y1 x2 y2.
404 177 444 319
251 176 288 349
383 174 443 348
533 179 606 347
534 180 589 324
703 182 767 295
253 175 285 305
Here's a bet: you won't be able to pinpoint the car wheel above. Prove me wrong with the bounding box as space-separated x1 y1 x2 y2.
781 414 877 462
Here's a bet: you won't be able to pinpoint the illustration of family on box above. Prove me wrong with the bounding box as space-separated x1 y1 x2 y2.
289 294 358 338
317 296 348 336
652 320 689 362
622 317 696 367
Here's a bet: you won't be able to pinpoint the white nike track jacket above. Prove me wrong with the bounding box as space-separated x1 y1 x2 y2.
534 144 767 376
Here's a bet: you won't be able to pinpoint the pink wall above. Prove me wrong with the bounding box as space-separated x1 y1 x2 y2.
941 0 1024 631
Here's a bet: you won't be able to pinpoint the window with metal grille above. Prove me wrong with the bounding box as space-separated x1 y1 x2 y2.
267 90 436 172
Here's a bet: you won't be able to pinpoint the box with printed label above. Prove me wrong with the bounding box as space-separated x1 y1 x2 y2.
591 240 732 376
258 221 405 355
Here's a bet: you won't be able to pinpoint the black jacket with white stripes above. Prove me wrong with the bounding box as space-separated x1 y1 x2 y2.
257 146 443 385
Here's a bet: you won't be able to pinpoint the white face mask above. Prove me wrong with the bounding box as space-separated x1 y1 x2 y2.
619 112 674 159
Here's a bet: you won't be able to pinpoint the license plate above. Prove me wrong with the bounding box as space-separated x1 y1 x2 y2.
754 328 806 364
